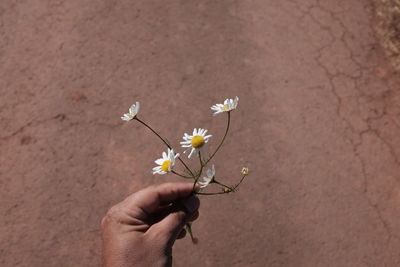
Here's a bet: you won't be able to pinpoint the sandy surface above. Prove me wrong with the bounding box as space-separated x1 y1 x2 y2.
1 0 400 266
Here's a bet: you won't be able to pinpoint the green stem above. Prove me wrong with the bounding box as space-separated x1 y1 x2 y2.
203 112 231 166
135 117 195 178
195 174 249 196
192 151 204 192
171 170 192 179
194 174 247 196
196 191 230 195
233 174 248 190
184 222 198 244
197 150 205 178
213 179 235 191
198 150 203 167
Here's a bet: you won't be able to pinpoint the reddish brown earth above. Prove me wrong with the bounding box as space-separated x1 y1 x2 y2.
2 0 400 266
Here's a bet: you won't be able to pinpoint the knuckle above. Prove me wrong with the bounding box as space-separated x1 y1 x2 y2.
162 182 174 188
101 205 123 227
147 184 158 190
100 216 107 228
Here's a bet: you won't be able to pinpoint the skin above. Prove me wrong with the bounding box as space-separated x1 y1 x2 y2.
101 183 200 267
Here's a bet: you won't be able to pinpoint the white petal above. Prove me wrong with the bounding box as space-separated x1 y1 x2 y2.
180 141 191 145
155 159 164 165
204 135 212 142
154 168 166 175
129 104 136 114
198 183 207 188
188 148 196 158
211 165 216 176
121 114 132 121
168 149 174 158
153 166 163 174
152 166 160 171
135 101 140 113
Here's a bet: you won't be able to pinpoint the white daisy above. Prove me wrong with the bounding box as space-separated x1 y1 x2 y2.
211 96 239 116
121 102 140 121
198 165 216 188
152 148 180 175
180 128 212 158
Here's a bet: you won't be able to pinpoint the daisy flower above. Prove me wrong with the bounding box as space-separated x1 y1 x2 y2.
211 96 239 116
121 102 140 121
198 165 216 188
180 128 212 158
152 148 180 175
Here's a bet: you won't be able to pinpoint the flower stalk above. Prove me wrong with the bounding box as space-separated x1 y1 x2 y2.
121 97 249 243
203 111 231 166
134 117 195 178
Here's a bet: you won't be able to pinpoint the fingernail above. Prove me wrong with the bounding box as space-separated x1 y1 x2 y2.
184 196 198 214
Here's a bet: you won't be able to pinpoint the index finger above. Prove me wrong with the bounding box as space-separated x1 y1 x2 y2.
127 182 198 215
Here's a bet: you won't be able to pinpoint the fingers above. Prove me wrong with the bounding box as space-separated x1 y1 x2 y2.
126 183 196 215
187 210 199 222
175 211 199 239
150 203 200 225
177 229 186 239
147 195 200 244
180 193 200 213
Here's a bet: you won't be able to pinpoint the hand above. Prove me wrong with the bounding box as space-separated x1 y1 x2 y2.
101 182 200 267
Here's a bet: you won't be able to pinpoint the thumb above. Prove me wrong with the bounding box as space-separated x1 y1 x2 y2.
148 196 200 245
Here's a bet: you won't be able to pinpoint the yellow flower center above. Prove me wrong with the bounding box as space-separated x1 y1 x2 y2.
161 160 171 172
222 105 228 111
191 135 205 148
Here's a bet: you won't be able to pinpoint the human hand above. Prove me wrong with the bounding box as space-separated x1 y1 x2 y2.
101 183 200 267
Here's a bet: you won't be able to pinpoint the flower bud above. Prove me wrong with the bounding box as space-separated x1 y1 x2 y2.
241 167 249 175
223 187 232 193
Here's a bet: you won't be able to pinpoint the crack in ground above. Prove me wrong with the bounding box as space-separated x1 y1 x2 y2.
299 0 400 247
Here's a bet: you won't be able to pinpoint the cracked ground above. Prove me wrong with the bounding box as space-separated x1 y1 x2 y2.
1 0 400 266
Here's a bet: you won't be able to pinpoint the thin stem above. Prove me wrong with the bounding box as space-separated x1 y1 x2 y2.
135 117 195 178
233 174 248 190
196 191 230 195
195 174 249 196
213 179 234 191
197 151 205 178
171 170 192 179
203 112 231 166
184 222 198 244
198 150 203 167
192 151 203 192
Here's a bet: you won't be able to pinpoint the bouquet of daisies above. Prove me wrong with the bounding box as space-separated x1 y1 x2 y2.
121 97 249 242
